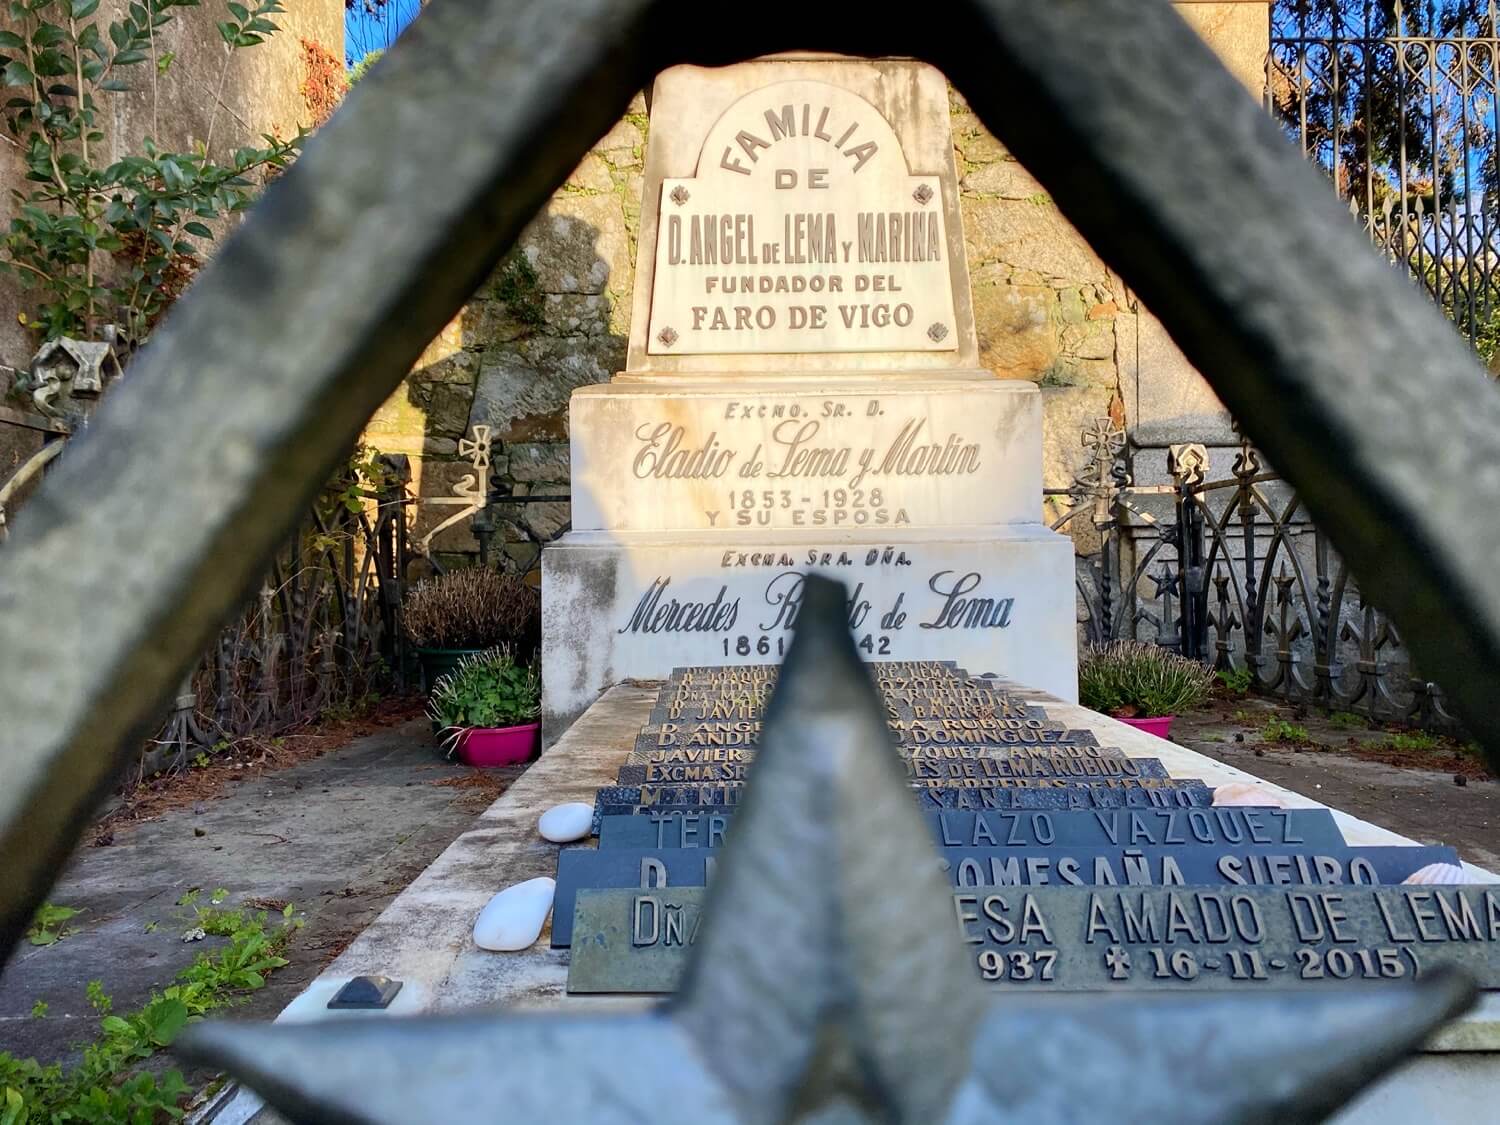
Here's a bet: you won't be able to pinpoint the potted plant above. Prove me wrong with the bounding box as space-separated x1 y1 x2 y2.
428 647 542 766
1077 641 1213 739
401 568 541 688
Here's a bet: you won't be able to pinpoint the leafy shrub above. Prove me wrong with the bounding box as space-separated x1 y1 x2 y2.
0 0 305 342
401 568 540 653
1078 641 1214 718
428 646 540 753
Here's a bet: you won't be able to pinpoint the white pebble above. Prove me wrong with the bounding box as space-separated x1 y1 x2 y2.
538 802 593 843
1212 782 1286 808
1402 864 1466 885
473 877 556 951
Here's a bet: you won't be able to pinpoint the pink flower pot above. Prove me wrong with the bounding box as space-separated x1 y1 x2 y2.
1117 715 1175 740
455 723 540 767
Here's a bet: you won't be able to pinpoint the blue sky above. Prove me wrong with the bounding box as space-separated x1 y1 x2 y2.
345 0 422 68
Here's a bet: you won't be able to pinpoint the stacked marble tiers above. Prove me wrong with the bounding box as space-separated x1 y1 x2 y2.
541 58 1077 740
545 662 1492 995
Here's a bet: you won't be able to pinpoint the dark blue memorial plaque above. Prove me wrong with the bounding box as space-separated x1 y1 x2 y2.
590 779 1219 831
567 884 1500 994
633 720 1099 755
599 777 1208 809
552 847 717 947
906 755 1171 783
551 844 1457 947
660 660 964 687
913 781 1216 810
623 741 1124 770
648 685 1049 726
615 753 1170 788
931 807 1348 849
938 845 1457 890
591 803 740 834
596 810 734 849
595 806 1348 851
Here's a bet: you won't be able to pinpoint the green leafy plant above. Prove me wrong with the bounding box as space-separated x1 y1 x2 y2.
401 568 541 652
1379 730 1443 754
493 252 545 329
0 900 298 1121
1262 718 1311 745
25 901 80 946
1215 666 1253 696
428 646 540 754
1328 710 1370 730
28 1001 46 1019
0 0 306 342
1077 641 1215 718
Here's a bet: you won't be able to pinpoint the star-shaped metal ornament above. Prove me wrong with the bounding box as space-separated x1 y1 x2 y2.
180 577 1474 1124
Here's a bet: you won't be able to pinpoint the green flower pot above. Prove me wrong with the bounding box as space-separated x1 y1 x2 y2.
416 646 483 691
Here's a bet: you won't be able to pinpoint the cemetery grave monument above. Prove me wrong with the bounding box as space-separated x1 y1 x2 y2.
541 57 1076 740
189 47 1500 1124
7 0 1500 1120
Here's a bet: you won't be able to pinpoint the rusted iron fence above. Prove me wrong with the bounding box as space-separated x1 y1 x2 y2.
1270 0 1500 354
1049 420 1459 731
147 458 414 769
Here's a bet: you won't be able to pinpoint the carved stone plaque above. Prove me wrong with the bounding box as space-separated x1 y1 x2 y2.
570 382 1044 535
546 531 1081 725
645 81 959 356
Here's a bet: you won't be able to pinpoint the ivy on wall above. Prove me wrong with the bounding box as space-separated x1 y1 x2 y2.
299 36 346 129
0 0 306 342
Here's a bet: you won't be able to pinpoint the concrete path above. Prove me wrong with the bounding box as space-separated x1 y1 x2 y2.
0 719 514 1065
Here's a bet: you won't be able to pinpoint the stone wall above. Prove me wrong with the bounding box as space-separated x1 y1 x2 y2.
379 96 648 572
0 1 344 369
366 4 1270 571
0 2 343 493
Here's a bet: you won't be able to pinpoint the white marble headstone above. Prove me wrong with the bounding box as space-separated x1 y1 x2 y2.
542 58 1077 741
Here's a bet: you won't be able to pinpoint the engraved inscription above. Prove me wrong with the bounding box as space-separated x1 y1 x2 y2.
647 80 959 355
568 886 1500 994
